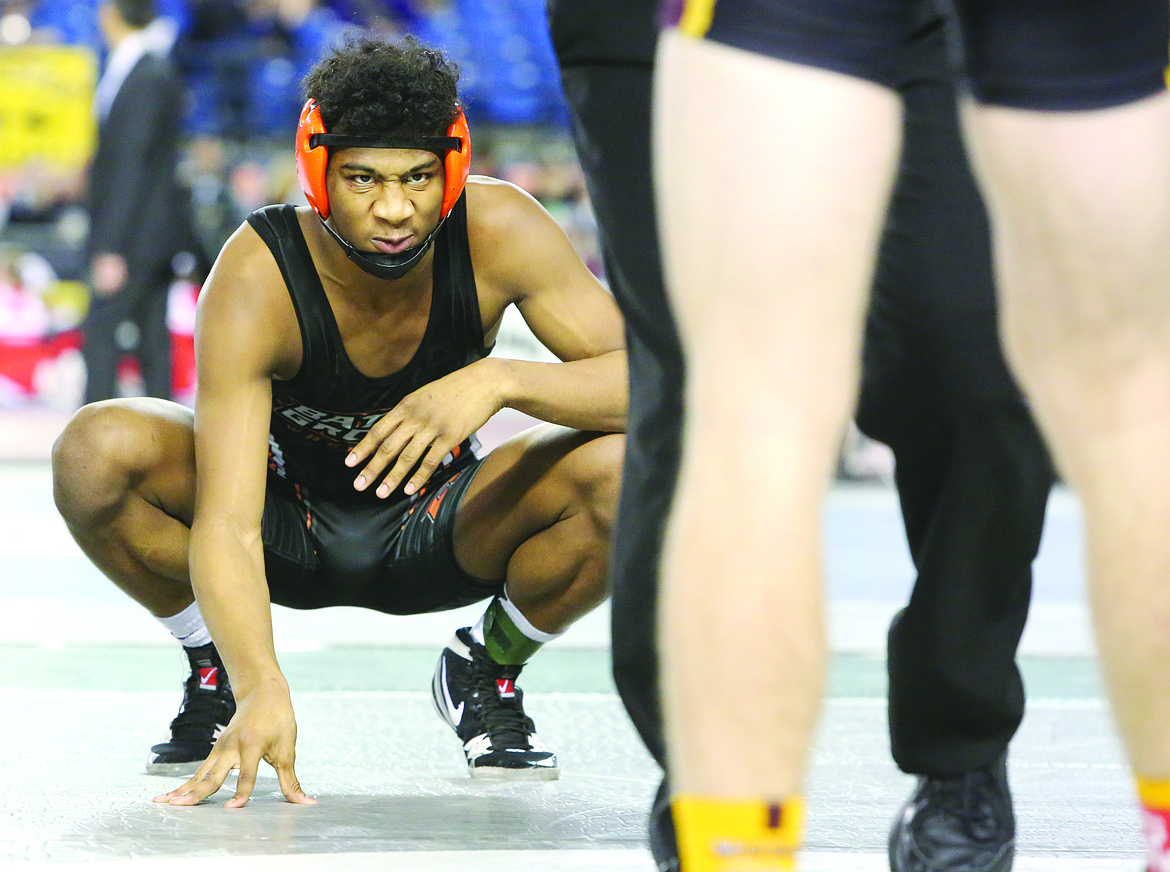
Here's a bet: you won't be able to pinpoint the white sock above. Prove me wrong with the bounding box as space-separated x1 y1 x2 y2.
497 592 562 643
157 600 212 648
470 593 564 646
471 612 488 645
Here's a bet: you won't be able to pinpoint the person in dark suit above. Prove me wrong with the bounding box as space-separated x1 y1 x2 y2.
548 2 1053 870
83 0 199 404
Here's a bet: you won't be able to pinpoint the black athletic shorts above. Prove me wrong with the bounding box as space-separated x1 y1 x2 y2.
259 457 502 614
675 0 1168 111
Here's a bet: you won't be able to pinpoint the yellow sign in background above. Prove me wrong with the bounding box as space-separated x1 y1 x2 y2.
0 46 97 174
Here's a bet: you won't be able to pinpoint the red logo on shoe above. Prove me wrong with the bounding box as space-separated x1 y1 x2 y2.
496 678 515 699
199 667 218 690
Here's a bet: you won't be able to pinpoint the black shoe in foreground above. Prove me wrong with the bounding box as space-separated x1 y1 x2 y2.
890 753 1015 872
431 628 559 780
649 778 680 872
146 642 236 776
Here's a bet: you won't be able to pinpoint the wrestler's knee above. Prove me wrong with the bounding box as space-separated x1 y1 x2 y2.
566 431 624 532
52 399 189 528
1006 302 1170 447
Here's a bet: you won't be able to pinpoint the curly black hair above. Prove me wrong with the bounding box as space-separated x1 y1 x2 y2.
302 35 461 139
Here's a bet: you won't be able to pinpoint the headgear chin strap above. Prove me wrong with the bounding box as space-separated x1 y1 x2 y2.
294 99 472 280
320 218 439 280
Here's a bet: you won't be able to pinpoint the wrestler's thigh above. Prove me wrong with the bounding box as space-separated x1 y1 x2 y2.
452 424 618 580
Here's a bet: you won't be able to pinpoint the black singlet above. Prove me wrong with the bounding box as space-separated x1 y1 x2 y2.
680 0 1168 112
243 195 503 614
246 195 490 507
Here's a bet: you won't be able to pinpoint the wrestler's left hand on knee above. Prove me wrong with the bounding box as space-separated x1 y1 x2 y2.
346 363 503 498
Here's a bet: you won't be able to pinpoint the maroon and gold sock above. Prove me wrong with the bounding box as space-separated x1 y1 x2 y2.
671 795 804 871
1137 778 1170 872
